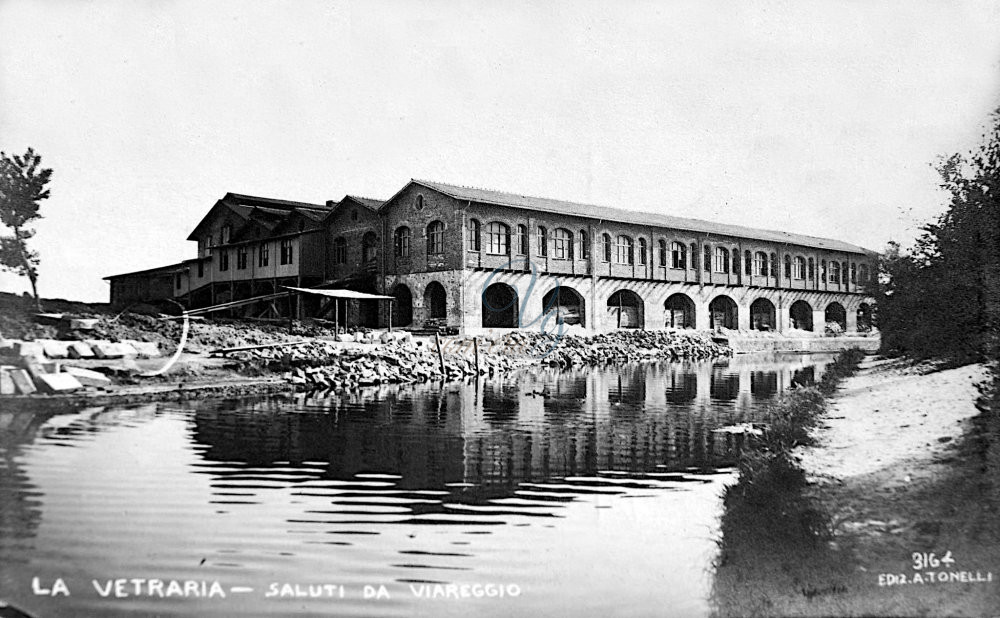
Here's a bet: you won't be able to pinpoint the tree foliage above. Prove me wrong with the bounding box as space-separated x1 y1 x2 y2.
876 111 1000 362
0 147 52 304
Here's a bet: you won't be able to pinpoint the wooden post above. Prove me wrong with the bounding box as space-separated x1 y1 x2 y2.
388 299 394 332
474 336 480 375
286 290 293 334
334 298 339 333
434 333 446 375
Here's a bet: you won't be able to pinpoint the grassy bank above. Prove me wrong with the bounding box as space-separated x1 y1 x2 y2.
711 349 866 617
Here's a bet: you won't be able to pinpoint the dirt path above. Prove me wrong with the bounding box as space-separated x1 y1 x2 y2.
800 358 987 484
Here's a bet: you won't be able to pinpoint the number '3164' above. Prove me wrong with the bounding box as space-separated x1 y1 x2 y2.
912 551 955 570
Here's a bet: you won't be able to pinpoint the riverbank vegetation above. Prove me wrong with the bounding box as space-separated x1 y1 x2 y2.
712 349 865 617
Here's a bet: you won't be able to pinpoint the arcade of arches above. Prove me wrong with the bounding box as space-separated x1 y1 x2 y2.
385 279 873 333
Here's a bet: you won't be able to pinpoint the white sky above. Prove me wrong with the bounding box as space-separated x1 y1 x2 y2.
2 0 999 302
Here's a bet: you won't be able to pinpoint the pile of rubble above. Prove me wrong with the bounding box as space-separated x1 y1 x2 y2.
482 329 731 366
249 329 731 391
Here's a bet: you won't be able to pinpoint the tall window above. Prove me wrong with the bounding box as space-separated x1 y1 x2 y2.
220 250 229 271
616 235 634 264
486 222 510 255
808 257 815 280
280 239 293 265
517 224 528 254
744 250 752 275
704 244 711 272
552 228 573 260
850 263 857 284
221 224 232 244
467 219 481 251
841 261 849 284
670 241 686 269
427 221 444 254
362 232 378 263
258 243 269 267
236 246 248 270
754 251 767 276
732 250 740 274
714 247 729 273
333 237 347 264
770 252 778 277
859 264 869 284
197 260 204 278
580 230 589 259
784 254 792 279
637 238 647 264
394 226 411 258
602 233 612 262
690 243 698 269
536 226 548 257
659 240 668 267
792 256 805 279
821 259 827 283
830 260 841 283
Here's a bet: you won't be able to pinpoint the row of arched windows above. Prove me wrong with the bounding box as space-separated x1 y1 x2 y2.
384 219 873 285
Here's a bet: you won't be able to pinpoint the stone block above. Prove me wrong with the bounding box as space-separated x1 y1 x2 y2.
42 340 72 359
335 333 355 343
35 373 84 393
0 367 16 395
89 341 124 359
8 369 36 395
68 341 95 359
68 318 99 330
14 341 44 360
63 366 112 387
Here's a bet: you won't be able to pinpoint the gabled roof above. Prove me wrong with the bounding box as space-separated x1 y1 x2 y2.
343 195 385 211
186 193 330 241
408 179 871 255
321 194 386 223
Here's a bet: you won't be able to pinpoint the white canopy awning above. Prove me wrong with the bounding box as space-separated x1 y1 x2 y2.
283 286 395 300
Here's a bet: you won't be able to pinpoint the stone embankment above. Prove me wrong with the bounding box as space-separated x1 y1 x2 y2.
224 329 731 391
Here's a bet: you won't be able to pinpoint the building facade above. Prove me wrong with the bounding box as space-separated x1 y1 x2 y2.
106 181 876 335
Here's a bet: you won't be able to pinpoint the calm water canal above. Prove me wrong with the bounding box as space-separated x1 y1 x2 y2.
0 353 832 618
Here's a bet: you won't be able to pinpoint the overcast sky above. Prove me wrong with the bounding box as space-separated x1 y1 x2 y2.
2 0 999 302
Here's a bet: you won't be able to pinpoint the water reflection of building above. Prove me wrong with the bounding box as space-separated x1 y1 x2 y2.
188 355 833 497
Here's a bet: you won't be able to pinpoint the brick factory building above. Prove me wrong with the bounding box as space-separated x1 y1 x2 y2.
106 180 876 335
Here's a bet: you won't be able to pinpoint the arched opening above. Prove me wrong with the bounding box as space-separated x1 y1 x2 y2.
541 286 585 326
749 298 776 331
362 231 378 264
709 295 738 329
424 282 447 320
789 300 813 331
607 290 644 329
391 284 413 327
825 302 846 330
482 282 519 328
857 303 873 332
664 293 695 329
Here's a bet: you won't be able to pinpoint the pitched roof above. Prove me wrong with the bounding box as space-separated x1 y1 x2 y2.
411 179 871 254
344 195 385 211
104 261 187 281
223 192 331 212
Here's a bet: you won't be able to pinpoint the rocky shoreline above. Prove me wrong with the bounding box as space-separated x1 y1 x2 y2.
259 329 732 391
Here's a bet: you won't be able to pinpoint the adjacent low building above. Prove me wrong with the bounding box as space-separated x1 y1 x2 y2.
105 180 877 335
